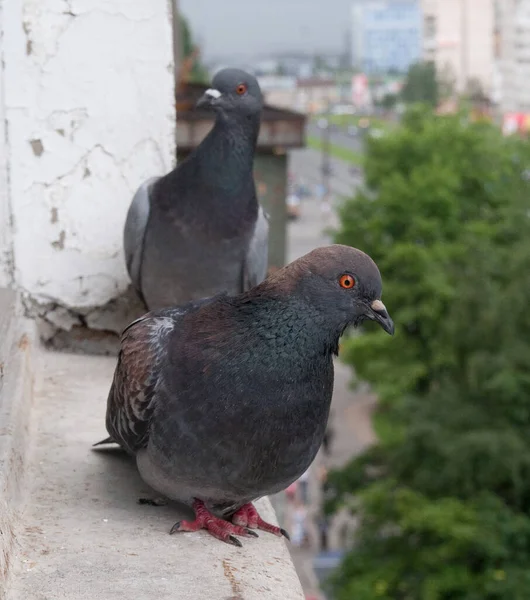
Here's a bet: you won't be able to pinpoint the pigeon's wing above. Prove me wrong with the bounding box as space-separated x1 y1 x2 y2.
243 205 270 291
102 295 222 454
123 176 160 294
103 309 178 455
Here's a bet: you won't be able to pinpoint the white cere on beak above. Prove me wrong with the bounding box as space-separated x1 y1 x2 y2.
205 88 222 99
370 299 387 312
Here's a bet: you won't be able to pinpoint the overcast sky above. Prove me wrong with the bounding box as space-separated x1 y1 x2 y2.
179 0 353 61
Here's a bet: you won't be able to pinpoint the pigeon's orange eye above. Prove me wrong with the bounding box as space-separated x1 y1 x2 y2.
339 274 355 289
236 83 247 95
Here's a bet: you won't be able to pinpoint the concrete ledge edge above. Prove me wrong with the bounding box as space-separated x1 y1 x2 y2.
0 310 38 597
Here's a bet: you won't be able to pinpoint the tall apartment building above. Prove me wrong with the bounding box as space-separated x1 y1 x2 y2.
351 0 422 75
496 0 530 113
421 0 495 96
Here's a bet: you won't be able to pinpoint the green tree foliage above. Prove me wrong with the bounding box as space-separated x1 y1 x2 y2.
327 107 530 599
401 61 439 107
378 93 399 111
438 63 456 101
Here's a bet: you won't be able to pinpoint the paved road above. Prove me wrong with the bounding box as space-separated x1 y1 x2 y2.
272 149 377 599
289 148 362 200
307 122 366 155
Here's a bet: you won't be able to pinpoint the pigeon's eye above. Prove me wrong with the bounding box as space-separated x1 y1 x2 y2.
236 83 247 95
339 274 356 289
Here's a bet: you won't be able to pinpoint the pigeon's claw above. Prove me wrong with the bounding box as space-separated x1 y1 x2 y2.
232 502 290 539
169 499 256 546
227 535 243 548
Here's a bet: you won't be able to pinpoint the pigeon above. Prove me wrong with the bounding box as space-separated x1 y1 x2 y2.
96 245 394 546
124 68 268 311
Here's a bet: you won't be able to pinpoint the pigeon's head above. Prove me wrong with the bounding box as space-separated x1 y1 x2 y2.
196 68 263 119
268 245 394 336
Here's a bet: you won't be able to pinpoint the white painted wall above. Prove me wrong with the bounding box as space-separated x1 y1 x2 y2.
0 0 14 288
1 0 175 309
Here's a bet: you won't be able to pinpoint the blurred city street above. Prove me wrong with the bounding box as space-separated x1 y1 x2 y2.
306 122 365 154
289 145 363 200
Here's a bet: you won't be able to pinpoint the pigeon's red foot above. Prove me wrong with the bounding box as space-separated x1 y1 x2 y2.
232 502 290 540
170 499 259 547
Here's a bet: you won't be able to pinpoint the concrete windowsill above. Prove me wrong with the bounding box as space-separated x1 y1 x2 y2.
0 290 36 592
5 351 305 600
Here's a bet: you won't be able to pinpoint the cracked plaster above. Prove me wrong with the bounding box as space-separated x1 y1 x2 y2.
0 0 175 341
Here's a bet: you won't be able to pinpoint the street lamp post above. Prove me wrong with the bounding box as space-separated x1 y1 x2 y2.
318 104 331 216
321 120 330 193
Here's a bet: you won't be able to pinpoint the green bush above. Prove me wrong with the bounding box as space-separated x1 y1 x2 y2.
327 107 530 599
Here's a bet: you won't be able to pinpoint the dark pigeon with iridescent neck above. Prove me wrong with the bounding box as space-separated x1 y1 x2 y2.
124 68 268 311
96 245 394 548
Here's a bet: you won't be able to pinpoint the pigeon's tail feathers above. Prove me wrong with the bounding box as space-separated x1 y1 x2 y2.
92 436 116 447
124 176 160 295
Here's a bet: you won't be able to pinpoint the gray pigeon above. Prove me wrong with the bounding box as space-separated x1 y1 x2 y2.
124 68 268 311
96 245 394 546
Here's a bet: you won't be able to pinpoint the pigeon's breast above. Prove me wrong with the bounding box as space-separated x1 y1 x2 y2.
147 352 334 504
140 214 252 310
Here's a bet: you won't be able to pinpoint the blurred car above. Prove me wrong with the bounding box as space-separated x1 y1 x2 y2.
358 117 371 129
347 125 359 137
295 183 311 199
369 127 384 138
330 104 356 115
286 193 301 220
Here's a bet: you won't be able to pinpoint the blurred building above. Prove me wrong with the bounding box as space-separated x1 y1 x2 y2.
421 0 495 96
258 76 340 114
496 0 530 114
252 53 314 79
350 0 423 74
295 78 341 113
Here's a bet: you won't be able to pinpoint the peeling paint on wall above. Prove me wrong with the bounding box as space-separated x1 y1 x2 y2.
29 139 44 156
23 285 147 355
51 230 65 250
1 0 176 342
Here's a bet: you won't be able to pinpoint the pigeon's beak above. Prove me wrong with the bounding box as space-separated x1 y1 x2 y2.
368 299 395 336
196 88 222 109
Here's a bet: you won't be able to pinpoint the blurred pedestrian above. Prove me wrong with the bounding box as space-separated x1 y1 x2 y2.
317 515 330 551
322 423 334 456
315 183 326 200
291 501 308 548
285 481 297 503
287 192 301 220
298 468 310 504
